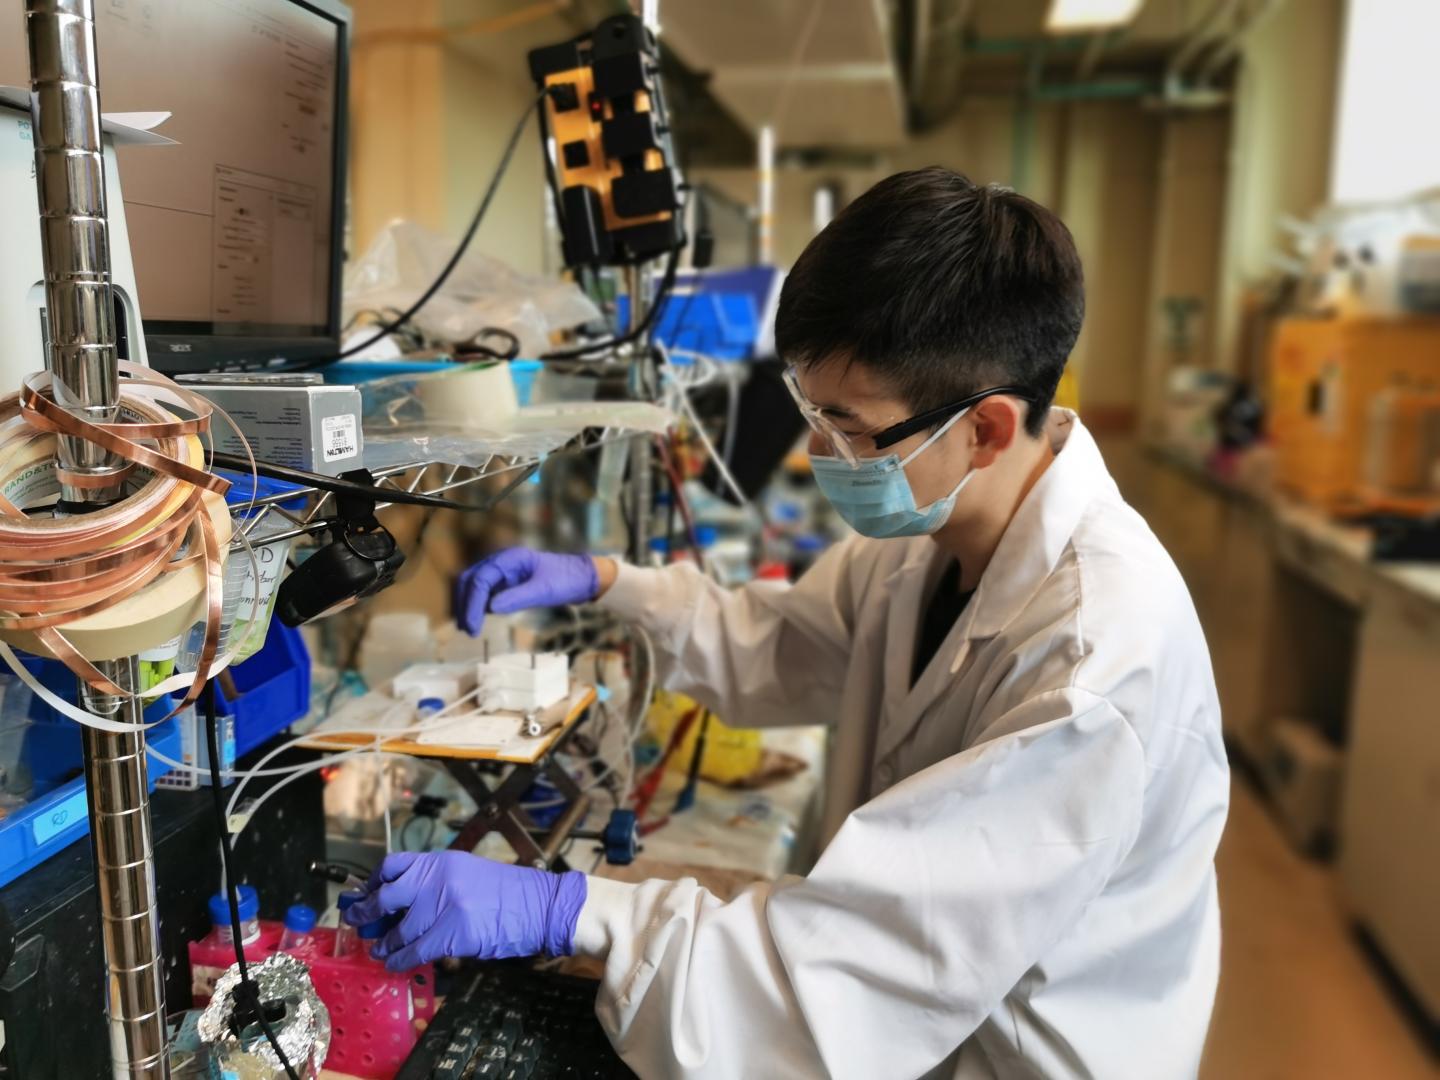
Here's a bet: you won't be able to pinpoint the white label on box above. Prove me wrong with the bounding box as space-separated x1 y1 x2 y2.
321 413 359 462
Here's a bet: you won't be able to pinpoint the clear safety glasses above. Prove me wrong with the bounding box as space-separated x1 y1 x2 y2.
782 365 1032 467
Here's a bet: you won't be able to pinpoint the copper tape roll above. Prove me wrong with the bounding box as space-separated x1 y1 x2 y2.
0 363 250 714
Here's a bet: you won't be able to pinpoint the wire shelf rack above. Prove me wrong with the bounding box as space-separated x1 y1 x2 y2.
230 425 634 550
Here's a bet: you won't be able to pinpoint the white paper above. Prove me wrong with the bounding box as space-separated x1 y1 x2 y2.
0 87 178 146
414 712 520 748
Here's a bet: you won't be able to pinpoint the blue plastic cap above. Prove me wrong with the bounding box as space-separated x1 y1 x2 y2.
647 537 670 554
793 535 826 553
416 697 446 714
208 884 259 927
284 904 317 933
358 911 401 941
694 525 718 549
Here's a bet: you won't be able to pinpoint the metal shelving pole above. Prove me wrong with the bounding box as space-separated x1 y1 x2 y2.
26 2 169 1075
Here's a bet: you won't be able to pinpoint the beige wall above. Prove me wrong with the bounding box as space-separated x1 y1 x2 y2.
1058 103 1163 417
697 98 1161 422
347 0 561 272
1141 110 1232 438
440 37 550 274
1215 0 1343 377
348 0 449 251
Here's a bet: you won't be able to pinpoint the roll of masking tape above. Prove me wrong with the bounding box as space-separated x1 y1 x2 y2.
412 362 519 430
0 399 233 661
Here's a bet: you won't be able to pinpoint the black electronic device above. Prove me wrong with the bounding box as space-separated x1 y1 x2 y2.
397 963 635 1079
275 468 406 626
0 0 352 374
529 15 686 268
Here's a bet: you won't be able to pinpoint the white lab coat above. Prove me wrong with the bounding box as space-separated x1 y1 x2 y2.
577 411 1230 1080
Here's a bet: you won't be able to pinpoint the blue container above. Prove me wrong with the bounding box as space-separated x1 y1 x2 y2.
509 359 543 405
320 359 459 385
205 620 311 760
618 265 783 361
218 469 308 515
0 655 182 888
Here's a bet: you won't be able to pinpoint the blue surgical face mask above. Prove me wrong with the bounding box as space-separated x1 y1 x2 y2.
809 408 976 539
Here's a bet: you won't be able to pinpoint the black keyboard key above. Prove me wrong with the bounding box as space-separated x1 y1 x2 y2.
429 1052 468 1080
497 1010 525 1048
474 1043 508 1071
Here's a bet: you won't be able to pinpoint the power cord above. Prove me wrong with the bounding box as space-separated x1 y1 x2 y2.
204 681 301 1080
290 88 549 370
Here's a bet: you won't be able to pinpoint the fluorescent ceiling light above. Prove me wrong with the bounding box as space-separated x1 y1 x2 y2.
1045 0 1146 32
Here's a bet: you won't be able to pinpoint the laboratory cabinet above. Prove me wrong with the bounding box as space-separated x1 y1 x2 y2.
1338 573 1440 1021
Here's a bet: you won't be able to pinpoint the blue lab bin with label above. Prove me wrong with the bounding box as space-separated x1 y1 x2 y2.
205 619 312 759
0 656 182 888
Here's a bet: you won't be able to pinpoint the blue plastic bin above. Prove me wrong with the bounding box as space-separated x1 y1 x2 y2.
205 620 312 760
218 468 308 514
0 655 182 888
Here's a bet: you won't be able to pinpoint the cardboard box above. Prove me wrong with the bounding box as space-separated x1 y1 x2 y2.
189 382 363 476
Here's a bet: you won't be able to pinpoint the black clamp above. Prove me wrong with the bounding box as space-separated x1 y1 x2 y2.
276 469 407 626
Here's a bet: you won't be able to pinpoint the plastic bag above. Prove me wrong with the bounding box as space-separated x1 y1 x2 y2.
343 221 601 356
357 365 675 469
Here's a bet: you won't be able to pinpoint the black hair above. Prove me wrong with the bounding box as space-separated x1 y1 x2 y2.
774 167 1085 438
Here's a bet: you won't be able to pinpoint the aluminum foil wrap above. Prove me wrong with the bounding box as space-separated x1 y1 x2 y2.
197 953 331 1078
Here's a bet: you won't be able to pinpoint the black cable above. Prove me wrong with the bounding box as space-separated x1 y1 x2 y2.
290 89 548 371
205 682 300 1080
540 244 683 360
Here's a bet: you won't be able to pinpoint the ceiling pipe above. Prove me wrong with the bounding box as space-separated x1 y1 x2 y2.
1192 0 1286 85
910 0 934 100
1164 0 1242 96
913 0 974 128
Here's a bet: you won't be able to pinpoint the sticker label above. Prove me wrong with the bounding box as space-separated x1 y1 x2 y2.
33 788 88 846
321 413 358 462
233 538 293 622
2 459 59 508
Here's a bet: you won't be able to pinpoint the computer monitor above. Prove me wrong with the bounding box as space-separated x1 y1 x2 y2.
0 0 350 374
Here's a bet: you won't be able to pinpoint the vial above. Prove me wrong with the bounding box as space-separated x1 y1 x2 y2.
279 904 317 953
334 891 363 957
416 697 445 721
207 885 260 947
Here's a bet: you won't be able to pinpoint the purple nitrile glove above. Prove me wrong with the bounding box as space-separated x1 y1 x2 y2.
344 851 587 973
454 547 600 637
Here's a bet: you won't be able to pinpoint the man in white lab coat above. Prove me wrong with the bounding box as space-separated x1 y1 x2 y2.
346 167 1231 1079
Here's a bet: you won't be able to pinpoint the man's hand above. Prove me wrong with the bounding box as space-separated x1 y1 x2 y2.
344 851 588 972
454 548 618 636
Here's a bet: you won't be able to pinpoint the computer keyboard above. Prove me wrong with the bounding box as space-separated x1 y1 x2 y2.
396 962 636 1079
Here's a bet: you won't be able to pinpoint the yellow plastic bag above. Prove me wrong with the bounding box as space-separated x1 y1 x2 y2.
647 689 764 785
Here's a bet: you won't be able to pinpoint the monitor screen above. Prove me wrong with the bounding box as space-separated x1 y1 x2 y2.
0 0 349 372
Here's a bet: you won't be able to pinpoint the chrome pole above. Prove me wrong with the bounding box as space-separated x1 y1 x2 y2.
25 1 170 1076
82 661 171 1079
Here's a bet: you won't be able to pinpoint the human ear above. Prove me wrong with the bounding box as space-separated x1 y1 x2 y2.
969 397 1022 468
